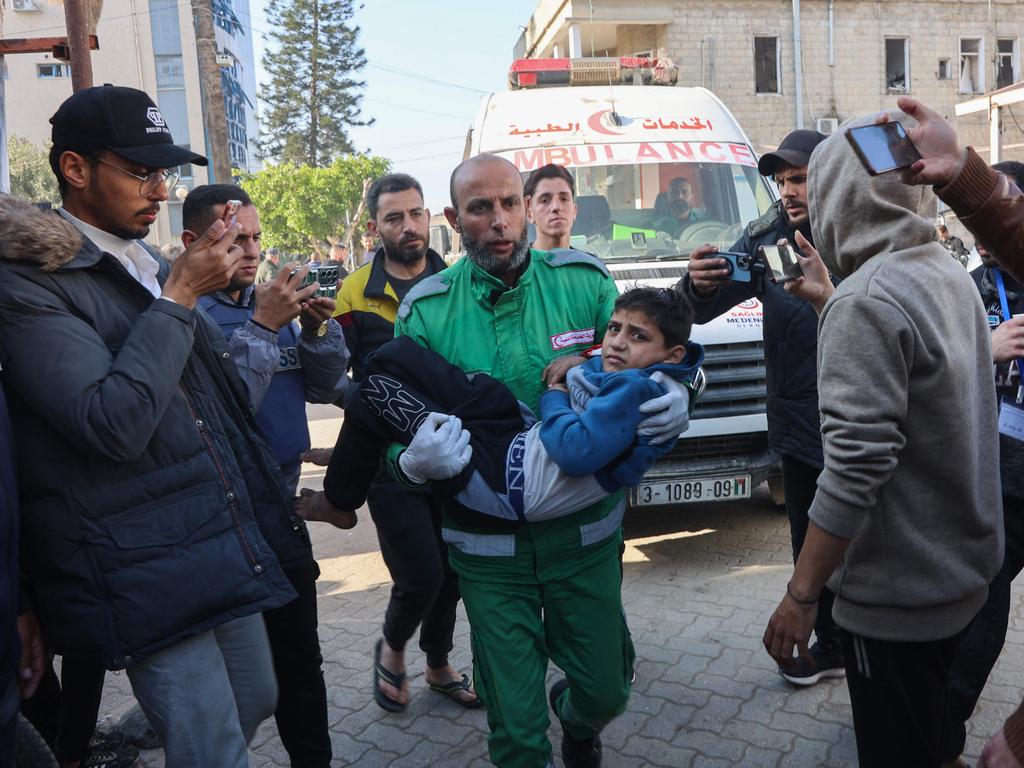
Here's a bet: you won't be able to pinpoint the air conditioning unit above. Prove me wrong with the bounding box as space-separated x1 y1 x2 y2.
216 53 234 67
816 117 839 135
11 0 41 11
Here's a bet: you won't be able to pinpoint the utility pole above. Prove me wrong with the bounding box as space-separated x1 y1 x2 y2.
0 58 8 193
62 0 95 91
190 0 231 182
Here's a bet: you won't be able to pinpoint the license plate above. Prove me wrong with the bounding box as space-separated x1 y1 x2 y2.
630 476 751 506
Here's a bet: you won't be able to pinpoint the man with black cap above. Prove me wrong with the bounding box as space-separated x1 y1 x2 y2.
0 84 304 767
677 129 843 686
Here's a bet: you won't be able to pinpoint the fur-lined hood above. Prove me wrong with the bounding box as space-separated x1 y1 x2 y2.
0 194 88 271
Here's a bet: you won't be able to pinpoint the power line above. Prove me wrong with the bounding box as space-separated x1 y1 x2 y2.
363 98 472 121
375 134 464 150
366 61 489 95
387 149 465 163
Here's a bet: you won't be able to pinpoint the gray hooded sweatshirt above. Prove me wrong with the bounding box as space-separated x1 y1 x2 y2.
807 117 1003 642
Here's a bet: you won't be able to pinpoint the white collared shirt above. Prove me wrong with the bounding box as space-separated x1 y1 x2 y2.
59 208 163 299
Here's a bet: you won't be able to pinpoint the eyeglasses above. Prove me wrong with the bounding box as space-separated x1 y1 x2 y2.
96 156 179 197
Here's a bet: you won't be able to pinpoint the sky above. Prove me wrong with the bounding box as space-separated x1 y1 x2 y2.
250 0 538 213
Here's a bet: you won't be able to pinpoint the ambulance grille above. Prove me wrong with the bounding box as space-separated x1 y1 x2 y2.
692 341 767 419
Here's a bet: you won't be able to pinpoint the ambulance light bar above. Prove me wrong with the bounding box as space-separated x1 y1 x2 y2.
509 56 678 90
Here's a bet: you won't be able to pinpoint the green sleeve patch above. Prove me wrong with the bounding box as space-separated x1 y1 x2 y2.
397 273 450 321
541 248 610 276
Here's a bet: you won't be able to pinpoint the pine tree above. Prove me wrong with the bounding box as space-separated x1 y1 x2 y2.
260 0 369 167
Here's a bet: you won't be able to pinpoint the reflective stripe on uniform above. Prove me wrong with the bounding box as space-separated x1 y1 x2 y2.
441 527 517 556
579 498 626 547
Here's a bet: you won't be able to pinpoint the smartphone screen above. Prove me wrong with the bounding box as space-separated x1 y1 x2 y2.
845 122 922 175
760 244 804 282
222 199 242 228
761 245 786 282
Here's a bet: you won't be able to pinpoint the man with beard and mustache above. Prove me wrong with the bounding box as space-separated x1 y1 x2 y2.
653 176 702 237
393 154 691 768
325 173 479 712
0 85 301 767
678 129 846 687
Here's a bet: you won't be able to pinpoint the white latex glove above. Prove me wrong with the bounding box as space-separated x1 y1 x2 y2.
398 412 473 483
637 373 691 445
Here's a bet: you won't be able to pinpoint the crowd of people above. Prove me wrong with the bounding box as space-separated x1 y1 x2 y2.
2 81 1024 768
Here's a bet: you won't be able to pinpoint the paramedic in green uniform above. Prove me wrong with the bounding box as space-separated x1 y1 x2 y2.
391 155 692 768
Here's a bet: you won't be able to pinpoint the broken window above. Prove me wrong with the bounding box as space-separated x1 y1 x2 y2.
997 38 1019 90
960 38 984 94
885 38 909 93
754 36 779 94
938 58 951 80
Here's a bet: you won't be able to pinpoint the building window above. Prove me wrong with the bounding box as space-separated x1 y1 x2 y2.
997 38 1019 90
960 37 984 94
754 36 780 94
155 55 184 88
885 38 909 93
938 58 952 80
36 63 70 79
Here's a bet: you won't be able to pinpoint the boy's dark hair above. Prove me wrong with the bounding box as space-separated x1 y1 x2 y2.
49 145 99 197
613 286 694 349
524 164 575 199
367 173 423 220
993 160 1024 192
182 184 252 233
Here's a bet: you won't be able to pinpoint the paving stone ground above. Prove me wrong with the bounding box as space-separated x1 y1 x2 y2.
92 409 1024 766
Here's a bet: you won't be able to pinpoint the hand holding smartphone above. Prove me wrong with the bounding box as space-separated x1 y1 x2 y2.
760 243 804 283
845 122 922 176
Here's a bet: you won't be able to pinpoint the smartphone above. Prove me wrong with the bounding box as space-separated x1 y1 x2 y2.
760 244 804 282
845 122 922 176
716 251 754 283
222 199 242 227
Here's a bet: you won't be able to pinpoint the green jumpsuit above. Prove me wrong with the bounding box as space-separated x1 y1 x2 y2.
392 249 635 768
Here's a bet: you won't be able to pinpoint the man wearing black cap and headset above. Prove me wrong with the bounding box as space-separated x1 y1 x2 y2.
677 129 843 686
0 85 305 767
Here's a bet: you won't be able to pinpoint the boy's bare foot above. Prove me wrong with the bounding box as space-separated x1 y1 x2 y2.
301 447 334 466
295 488 357 529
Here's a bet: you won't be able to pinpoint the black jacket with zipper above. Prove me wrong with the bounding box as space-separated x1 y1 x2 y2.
0 196 302 669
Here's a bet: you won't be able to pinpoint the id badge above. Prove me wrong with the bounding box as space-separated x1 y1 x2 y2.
999 396 1024 442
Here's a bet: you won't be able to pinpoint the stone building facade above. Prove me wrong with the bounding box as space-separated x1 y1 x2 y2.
515 0 1023 163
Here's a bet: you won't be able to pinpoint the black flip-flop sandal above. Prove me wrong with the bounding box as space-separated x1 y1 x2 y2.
373 638 407 713
429 673 483 709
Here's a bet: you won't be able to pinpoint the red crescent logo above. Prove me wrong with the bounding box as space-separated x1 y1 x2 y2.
587 109 623 136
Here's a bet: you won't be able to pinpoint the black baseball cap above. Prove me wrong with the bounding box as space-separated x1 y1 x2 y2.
757 129 827 176
50 84 208 168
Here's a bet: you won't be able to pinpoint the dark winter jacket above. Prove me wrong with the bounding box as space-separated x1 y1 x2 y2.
323 336 525 530
678 200 825 467
972 265 1024 501
0 389 18 709
0 196 300 669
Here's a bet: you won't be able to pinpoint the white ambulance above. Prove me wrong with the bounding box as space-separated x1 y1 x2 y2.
462 57 783 509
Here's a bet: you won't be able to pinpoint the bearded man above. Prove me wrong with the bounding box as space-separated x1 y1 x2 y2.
391 154 690 768
330 173 480 712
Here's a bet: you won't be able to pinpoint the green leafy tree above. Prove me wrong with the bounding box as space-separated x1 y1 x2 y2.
238 154 389 253
260 0 370 166
9 136 60 205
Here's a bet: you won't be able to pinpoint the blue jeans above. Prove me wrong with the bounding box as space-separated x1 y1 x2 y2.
126 614 276 768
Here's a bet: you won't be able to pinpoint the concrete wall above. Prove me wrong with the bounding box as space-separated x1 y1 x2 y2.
522 0 1023 158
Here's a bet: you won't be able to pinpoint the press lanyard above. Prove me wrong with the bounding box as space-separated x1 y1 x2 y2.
994 268 1024 403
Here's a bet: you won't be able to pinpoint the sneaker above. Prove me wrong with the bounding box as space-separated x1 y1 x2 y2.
81 746 140 768
549 678 603 768
779 642 846 686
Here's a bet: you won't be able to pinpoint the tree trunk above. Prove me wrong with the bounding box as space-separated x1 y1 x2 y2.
191 0 231 182
308 0 320 166
0 57 8 194
63 0 95 92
